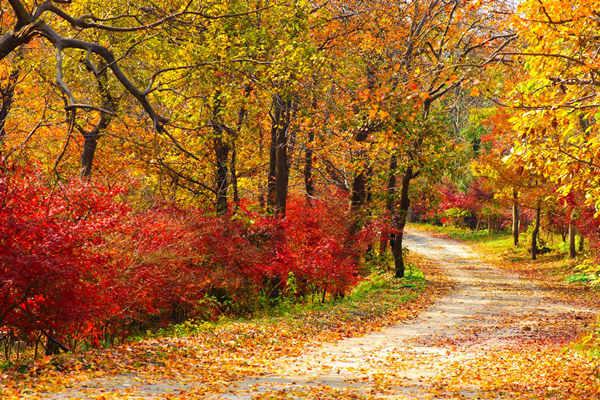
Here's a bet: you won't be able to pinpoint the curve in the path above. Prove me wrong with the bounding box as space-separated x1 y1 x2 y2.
211 230 596 399
42 231 596 399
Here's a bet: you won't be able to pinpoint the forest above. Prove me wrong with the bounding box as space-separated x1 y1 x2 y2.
0 0 599 399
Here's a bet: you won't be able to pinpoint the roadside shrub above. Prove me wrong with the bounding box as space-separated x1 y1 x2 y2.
0 168 375 353
0 167 129 348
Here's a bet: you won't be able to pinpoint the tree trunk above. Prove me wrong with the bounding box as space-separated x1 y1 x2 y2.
350 63 378 231
230 85 249 210
212 92 229 215
304 126 315 199
79 62 114 178
531 199 541 260
267 121 277 210
380 155 397 255
214 131 229 215
258 125 266 209
230 143 239 208
267 94 293 215
391 167 412 278
568 217 577 259
579 234 584 252
351 170 367 213
512 189 519 246
80 134 99 178
0 67 19 147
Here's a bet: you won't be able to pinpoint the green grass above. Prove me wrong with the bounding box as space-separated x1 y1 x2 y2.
408 222 509 242
153 269 427 339
408 222 515 254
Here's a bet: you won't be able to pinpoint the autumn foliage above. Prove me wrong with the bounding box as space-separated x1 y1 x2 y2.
0 167 374 348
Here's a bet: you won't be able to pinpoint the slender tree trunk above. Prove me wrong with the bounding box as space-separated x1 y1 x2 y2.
380 155 397 255
568 216 577 259
579 234 584 252
304 128 315 198
0 67 19 148
258 125 266 208
304 95 317 200
267 123 277 210
350 63 377 232
531 199 541 260
230 84 249 210
391 167 412 278
267 94 293 215
512 189 519 246
230 143 239 207
214 132 229 215
212 92 229 215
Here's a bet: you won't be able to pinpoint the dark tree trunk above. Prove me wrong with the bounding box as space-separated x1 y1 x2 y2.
78 62 113 178
274 125 289 215
214 130 229 215
304 128 315 198
45 337 61 356
579 234 584 252
380 155 398 255
230 143 239 208
267 122 277 209
0 67 19 147
531 200 541 260
212 92 229 215
568 217 577 259
267 94 293 215
304 96 316 199
391 167 413 278
230 85 249 210
80 134 99 177
350 169 368 214
512 189 519 246
350 63 378 231
258 125 266 209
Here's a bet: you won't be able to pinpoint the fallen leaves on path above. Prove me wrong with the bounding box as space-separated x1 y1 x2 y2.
0 254 449 399
3 231 598 400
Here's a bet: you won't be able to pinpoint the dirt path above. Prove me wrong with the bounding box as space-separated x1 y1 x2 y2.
211 231 597 399
41 231 597 399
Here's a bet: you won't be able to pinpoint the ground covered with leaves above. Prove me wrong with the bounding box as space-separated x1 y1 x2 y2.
0 252 448 399
3 229 598 399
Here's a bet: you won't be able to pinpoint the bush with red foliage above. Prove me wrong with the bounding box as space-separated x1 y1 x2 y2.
0 167 129 345
1 168 373 350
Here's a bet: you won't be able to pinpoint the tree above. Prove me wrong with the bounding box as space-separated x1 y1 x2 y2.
508 0 599 213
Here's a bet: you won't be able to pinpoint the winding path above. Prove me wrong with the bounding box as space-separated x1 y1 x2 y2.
211 231 597 399
44 231 597 399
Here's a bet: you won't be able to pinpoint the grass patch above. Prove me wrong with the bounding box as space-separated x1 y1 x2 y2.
408 222 511 244
156 268 427 339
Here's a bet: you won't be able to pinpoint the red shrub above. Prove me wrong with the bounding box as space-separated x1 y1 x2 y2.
0 168 128 343
1 169 375 348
